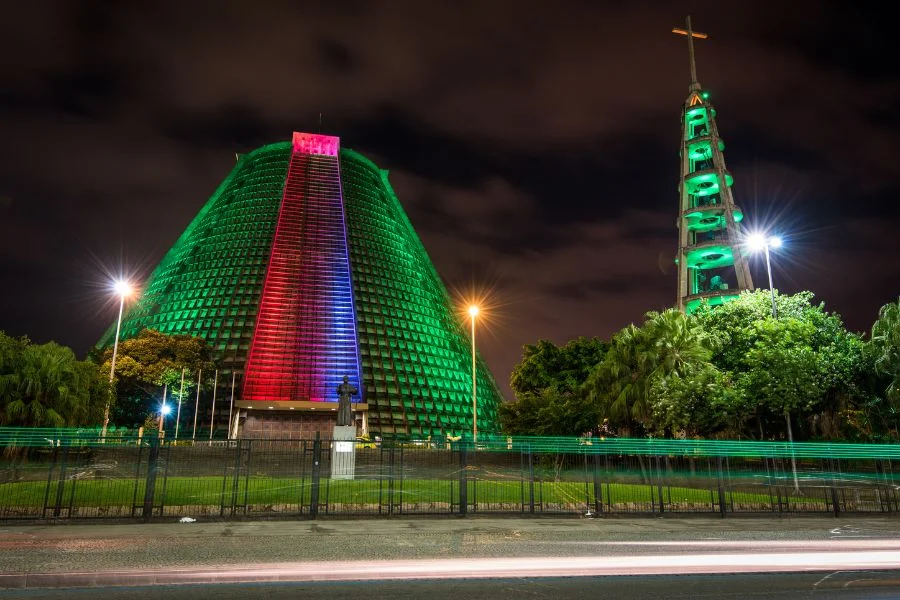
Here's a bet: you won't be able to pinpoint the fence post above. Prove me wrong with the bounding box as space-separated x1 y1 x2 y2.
656 456 665 514
716 456 727 518
459 442 468 516
888 461 900 512
828 458 841 517
310 433 322 519
592 452 603 516
387 446 397 515
397 446 405 515
877 459 895 513
51 444 69 518
142 436 161 522
528 447 535 514
225 438 245 517
41 445 60 519
377 443 384 515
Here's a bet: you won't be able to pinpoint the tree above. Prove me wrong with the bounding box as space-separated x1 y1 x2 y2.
736 317 824 441
693 290 821 373
509 338 607 398
500 388 601 436
93 329 216 427
694 290 871 440
584 325 654 433
500 337 607 435
650 363 747 438
584 309 712 435
871 297 900 405
0 333 107 428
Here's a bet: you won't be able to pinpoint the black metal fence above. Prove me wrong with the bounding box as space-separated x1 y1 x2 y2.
2 435 900 521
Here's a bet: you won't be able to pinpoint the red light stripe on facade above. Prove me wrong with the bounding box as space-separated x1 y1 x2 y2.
242 134 361 403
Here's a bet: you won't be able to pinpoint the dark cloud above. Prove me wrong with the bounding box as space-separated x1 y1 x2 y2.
156 104 283 149
1 0 898 397
316 38 360 74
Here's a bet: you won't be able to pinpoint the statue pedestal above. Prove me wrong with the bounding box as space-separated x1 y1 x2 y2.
330 425 356 480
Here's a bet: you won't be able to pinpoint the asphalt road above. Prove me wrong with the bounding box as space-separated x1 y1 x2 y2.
3 516 900 595
6 573 900 600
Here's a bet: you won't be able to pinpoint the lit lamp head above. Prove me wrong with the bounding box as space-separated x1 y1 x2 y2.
746 233 782 252
746 233 767 252
160 403 172 416
113 279 133 297
468 305 480 318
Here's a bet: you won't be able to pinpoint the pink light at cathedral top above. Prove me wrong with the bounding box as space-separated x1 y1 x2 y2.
292 132 340 156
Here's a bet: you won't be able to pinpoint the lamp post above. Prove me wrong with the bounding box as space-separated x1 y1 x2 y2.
746 234 782 318
101 279 132 439
468 305 479 444
747 233 798 492
174 368 185 441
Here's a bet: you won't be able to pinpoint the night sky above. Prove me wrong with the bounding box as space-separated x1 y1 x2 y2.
1 1 898 398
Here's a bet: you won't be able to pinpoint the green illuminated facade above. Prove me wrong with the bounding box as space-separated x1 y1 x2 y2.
100 133 501 438
341 148 501 437
101 144 289 371
675 18 753 313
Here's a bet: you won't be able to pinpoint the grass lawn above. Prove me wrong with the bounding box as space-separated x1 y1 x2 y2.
0 475 789 509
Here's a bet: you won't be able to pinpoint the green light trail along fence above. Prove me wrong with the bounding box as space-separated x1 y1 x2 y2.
1 429 899 521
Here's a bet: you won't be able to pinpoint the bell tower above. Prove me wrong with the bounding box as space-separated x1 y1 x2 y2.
673 17 753 313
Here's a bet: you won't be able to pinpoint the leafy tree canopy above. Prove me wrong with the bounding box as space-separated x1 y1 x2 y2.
96 328 215 388
510 337 607 398
93 328 217 427
502 290 888 442
695 290 872 440
649 362 746 439
501 337 607 435
0 332 107 428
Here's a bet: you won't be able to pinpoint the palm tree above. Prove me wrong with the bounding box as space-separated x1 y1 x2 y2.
584 309 712 435
647 309 713 379
3 343 82 427
585 324 653 433
871 297 900 404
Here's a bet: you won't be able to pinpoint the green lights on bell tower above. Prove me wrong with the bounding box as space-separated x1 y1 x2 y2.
672 16 753 313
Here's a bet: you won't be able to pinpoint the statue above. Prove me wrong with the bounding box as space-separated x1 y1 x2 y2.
336 375 358 427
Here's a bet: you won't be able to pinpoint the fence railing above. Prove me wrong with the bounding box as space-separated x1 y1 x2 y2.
1 432 899 521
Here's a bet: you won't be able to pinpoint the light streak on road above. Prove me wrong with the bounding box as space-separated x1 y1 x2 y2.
198 551 900 581
5 542 900 589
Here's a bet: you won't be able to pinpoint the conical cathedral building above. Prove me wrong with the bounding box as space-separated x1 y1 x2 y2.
100 132 501 439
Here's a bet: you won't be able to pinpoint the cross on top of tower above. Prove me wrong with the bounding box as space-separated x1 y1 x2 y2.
672 15 708 92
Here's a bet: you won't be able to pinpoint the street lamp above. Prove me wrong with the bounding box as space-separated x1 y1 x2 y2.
746 233 782 318
747 233 799 492
158 403 172 437
468 305 479 444
101 279 133 439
